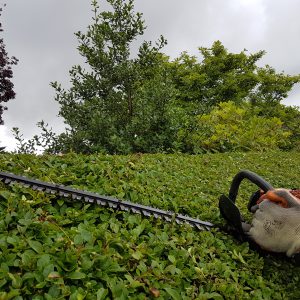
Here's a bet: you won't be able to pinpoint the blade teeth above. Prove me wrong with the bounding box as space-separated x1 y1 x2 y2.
84 196 94 203
175 219 183 225
131 207 141 214
59 191 69 197
96 199 107 206
108 202 118 209
4 179 11 184
153 213 160 219
141 210 151 217
45 188 56 194
163 216 172 222
37 187 45 192
194 224 205 230
119 204 129 211
71 194 82 200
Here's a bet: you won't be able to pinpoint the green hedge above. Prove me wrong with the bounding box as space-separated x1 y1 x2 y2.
0 152 300 299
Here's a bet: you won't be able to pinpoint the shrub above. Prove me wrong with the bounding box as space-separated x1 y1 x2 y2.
190 101 291 153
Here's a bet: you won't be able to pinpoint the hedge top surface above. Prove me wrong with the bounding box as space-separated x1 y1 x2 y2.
0 151 300 299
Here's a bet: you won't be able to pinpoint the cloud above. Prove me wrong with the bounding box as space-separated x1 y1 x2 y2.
0 125 16 151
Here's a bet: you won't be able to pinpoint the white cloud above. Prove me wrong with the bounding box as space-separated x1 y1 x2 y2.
0 126 17 152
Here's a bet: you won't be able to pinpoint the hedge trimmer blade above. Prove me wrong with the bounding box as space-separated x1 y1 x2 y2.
0 171 214 231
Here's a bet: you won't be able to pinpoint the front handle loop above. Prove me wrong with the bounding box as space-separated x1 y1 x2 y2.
228 170 274 203
219 170 274 241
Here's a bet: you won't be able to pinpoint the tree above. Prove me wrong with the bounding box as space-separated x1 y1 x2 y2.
0 5 18 125
52 0 175 154
14 2 300 155
169 41 300 113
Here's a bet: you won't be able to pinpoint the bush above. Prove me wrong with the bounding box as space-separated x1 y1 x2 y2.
189 101 291 153
252 103 300 151
1 152 300 298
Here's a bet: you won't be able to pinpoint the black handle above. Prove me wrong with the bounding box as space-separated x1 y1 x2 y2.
228 170 273 203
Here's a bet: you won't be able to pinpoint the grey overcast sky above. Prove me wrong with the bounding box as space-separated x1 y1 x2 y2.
1 0 300 150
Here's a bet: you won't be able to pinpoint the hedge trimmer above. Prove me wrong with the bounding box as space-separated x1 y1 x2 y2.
0 170 213 231
1 169 299 262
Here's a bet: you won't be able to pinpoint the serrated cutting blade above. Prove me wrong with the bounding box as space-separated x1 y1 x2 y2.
0 171 214 231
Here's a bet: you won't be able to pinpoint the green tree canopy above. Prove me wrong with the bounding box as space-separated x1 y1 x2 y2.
51 0 176 154
169 41 300 112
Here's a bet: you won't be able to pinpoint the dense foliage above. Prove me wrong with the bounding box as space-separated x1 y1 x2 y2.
50 0 175 154
182 101 292 153
12 0 300 155
0 151 300 299
169 42 300 110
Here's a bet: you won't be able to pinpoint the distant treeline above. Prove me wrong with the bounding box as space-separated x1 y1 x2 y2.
13 0 300 154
